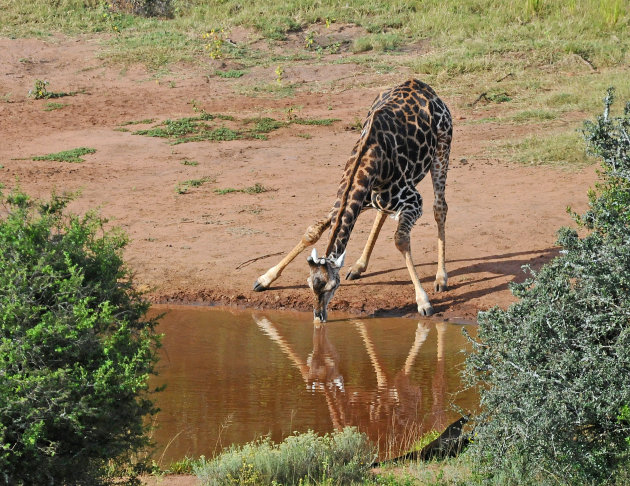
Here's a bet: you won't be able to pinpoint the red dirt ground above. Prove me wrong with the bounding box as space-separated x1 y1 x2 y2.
0 35 598 325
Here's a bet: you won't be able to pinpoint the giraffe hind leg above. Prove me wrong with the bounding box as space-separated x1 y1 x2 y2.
253 214 332 291
431 128 451 292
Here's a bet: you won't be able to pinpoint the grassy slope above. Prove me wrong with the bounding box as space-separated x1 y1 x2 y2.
3 1 628 167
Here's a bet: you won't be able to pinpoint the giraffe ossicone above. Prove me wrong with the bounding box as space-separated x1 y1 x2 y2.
253 79 452 322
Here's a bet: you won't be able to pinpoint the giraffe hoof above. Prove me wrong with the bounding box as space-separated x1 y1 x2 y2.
253 280 268 292
434 282 448 292
418 304 435 317
345 271 362 281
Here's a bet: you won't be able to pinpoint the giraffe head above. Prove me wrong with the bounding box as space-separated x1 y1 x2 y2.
307 248 345 323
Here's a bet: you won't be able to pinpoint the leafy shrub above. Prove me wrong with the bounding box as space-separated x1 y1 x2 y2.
194 427 376 486
465 89 630 485
0 190 161 485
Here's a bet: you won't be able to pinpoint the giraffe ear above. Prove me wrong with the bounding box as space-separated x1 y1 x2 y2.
307 247 318 264
332 251 346 268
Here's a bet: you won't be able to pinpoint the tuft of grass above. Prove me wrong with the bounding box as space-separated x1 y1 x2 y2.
236 82 297 99
119 118 156 126
43 102 66 111
409 430 441 452
172 127 241 144
352 33 401 54
244 117 288 134
292 117 340 126
157 456 196 475
181 160 199 166
32 147 96 163
546 92 580 108
510 109 557 123
194 427 375 486
175 176 215 194
215 69 247 78
214 183 272 195
28 79 77 100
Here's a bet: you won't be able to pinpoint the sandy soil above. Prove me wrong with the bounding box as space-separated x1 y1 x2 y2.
0 35 598 323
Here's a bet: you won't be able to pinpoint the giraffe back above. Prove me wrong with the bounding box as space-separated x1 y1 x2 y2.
361 79 452 211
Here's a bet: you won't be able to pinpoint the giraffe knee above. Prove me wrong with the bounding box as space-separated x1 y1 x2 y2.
433 201 448 221
394 232 410 253
302 223 323 245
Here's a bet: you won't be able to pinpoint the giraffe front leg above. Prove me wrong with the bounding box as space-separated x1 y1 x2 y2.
253 215 331 291
395 206 434 317
346 210 387 280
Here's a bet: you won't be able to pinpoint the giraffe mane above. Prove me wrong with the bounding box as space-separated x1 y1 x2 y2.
325 111 378 256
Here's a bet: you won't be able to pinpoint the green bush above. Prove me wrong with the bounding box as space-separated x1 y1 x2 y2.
0 190 161 485
465 89 630 485
194 427 376 486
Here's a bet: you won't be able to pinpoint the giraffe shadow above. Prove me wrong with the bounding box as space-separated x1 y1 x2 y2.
364 247 559 315
264 248 559 309
359 247 557 280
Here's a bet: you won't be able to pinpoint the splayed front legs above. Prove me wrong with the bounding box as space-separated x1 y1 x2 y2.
253 214 332 291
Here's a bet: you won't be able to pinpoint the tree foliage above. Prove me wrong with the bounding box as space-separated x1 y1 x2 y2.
0 190 161 485
465 89 630 485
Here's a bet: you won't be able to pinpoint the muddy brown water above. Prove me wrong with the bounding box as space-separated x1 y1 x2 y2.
149 305 478 464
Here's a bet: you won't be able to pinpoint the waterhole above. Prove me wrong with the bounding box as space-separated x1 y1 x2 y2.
149 306 477 463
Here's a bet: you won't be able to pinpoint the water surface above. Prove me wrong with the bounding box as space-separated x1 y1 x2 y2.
149 306 477 463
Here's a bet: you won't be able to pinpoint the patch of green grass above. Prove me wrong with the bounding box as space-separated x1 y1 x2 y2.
213 187 239 195
32 147 96 163
119 118 156 126
113 127 130 132
43 102 66 111
172 127 241 144
132 111 320 144
236 82 297 99
296 133 312 139
546 92 580 108
244 116 288 134
215 69 247 78
214 183 272 195
352 33 401 53
510 109 557 123
495 131 595 168
292 117 340 126
181 160 199 166
176 176 215 194
133 115 241 144
134 117 199 138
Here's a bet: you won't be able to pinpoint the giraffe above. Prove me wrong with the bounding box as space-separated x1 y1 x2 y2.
253 79 452 322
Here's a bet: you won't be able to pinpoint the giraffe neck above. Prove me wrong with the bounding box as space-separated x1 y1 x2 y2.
325 158 377 260
324 112 379 260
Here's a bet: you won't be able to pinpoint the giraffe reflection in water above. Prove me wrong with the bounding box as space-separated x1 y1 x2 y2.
254 316 449 457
